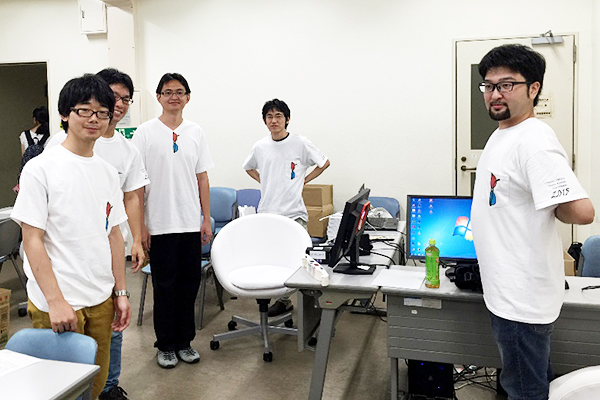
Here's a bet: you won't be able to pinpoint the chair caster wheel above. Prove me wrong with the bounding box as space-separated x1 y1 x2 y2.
210 340 220 350
308 337 318 346
227 321 237 331
284 319 293 328
263 352 273 362
18 308 27 318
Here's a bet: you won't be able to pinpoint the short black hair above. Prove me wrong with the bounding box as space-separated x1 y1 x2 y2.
58 74 115 133
97 68 134 98
32 106 49 136
478 44 546 106
156 73 191 95
262 99 291 128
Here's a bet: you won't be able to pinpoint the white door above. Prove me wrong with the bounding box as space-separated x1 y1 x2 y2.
455 35 576 247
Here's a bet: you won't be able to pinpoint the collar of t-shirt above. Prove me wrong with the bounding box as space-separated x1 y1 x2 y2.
272 132 290 142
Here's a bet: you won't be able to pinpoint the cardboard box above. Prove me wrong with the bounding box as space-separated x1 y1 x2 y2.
307 204 335 238
564 250 575 276
303 184 333 207
0 288 11 350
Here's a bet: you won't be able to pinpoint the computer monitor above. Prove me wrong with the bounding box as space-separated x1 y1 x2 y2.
406 195 477 264
329 187 375 275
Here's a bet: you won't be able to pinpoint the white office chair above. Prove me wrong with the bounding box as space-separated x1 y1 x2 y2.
209 213 312 362
549 365 600 400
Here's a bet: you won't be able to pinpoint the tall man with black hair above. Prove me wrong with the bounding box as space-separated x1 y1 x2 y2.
132 73 213 369
11 74 131 399
471 44 594 400
243 98 330 316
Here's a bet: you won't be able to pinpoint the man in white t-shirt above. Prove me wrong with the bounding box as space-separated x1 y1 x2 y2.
471 44 594 400
47 68 149 400
243 99 330 316
11 74 131 400
132 73 213 369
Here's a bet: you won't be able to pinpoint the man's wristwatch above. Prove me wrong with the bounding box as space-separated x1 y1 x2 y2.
113 289 130 299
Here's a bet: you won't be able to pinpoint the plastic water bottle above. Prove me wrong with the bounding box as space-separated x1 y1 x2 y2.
425 239 440 288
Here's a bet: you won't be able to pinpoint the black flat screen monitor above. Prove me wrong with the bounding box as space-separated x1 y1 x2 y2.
406 195 477 264
329 187 375 275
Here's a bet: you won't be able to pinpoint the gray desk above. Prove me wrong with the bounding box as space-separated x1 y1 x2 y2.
382 270 600 400
286 231 402 400
0 349 100 400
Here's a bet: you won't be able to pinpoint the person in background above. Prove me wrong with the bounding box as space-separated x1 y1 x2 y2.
243 98 330 317
47 68 148 400
19 106 50 155
11 74 131 399
132 73 213 369
471 44 595 400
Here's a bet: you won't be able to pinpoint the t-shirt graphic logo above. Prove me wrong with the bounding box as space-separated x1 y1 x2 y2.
106 202 113 231
489 173 500 206
291 162 296 179
173 132 179 153
453 216 473 241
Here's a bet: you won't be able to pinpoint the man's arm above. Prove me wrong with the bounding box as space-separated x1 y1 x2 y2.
109 225 131 331
305 160 330 184
197 171 212 246
555 198 595 225
246 169 261 183
22 223 78 333
124 188 145 272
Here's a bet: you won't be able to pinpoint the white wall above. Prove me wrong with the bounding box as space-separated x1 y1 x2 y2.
134 0 598 234
0 0 110 132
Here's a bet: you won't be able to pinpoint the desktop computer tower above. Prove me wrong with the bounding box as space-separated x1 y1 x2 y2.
407 359 454 399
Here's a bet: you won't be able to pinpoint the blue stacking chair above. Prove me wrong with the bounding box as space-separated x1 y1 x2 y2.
237 188 261 209
210 187 238 234
580 235 600 277
369 196 401 219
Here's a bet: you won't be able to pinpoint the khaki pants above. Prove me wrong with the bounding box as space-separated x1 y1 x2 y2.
28 297 114 400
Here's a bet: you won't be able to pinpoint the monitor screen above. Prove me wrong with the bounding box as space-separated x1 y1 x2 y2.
406 195 477 263
329 187 375 275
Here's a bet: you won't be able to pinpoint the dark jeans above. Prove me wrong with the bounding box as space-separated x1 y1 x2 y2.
489 312 554 400
150 232 202 352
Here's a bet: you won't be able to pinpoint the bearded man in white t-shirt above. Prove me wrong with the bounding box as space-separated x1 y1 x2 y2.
11 74 131 400
243 99 330 317
132 73 213 369
470 44 594 400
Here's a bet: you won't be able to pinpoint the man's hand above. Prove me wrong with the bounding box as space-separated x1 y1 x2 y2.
130 241 145 273
201 219 212 246
48 299 78 333
112 296 131 332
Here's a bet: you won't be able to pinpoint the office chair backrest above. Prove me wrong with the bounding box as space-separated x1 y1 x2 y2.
0 219 20 258
237 189 261 209
6 328 97 365
210 187 238 229
580 235 600 277
369 196 401 219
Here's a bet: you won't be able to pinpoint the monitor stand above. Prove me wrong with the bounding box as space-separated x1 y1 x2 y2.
332 236 376 275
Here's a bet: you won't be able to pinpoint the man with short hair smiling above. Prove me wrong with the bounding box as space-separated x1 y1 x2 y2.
11 74 131 400
243 98 330 317
132 73 213 369
471 44 594 400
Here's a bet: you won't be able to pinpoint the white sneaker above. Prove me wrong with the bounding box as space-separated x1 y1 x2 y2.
157 350 178 369
177 347 200 364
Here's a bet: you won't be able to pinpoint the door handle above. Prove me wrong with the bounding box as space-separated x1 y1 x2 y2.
460 165 477 171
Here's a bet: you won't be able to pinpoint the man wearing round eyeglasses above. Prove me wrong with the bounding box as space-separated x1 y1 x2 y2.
132 73 213 369
46 68 149 400
11 74 130 400
471 44 594 400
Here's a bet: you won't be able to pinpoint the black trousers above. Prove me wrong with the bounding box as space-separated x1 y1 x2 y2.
149 232 202 351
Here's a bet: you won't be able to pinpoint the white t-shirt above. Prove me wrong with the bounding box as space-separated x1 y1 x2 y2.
131 117 214 235
11 145 127 311
471 118 588 324
19 130 49 150
243 133 328 221
47 130 150 192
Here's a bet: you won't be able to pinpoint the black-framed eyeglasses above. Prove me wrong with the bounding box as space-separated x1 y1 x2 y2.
478 81 529 93
160 90 187 97
70 108 112 120
114 94 133 105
